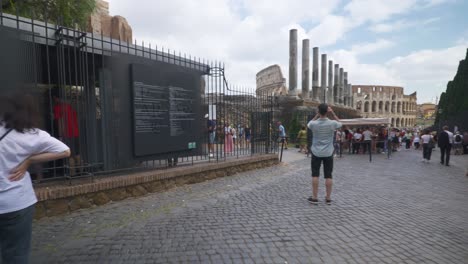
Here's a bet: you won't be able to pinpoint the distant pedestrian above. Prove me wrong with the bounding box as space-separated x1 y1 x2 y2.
0 93 71 264
296 126 307 154
277 121 288 149
413 132 420 150
307 104 342 205
438 126 453 166
206 114 216 157
453 131 463 155
421 130 434 163
224 123 233 153
361 126 373 154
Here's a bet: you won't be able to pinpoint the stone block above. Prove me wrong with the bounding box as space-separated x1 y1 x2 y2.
89 192 110 206
127 185 148 197
45 198 70 217
105 188 129 201
34 202 46 220
69 196 93 211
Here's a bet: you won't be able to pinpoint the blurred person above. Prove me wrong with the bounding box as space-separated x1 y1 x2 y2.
296 126 307 154
224 123 233 153
352 128 362 154
438 126 453 166
413 132 421 150
244 125 251 150
421 130 434 163
206 114 216 158
52 89 80 176
0 93 70 263
277 121 287 149
361 126 373 154
453 131 463 155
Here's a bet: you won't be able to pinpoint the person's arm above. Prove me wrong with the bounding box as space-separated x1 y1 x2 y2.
327 107 340 121
9 150 71 181
312 113 320 121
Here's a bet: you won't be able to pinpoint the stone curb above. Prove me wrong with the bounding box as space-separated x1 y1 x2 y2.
33 154 279 219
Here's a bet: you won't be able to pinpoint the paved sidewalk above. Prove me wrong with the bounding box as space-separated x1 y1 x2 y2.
30 149 468 263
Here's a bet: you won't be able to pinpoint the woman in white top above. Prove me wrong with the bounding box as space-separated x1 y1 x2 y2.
420 130 434 162
0 94 70 263
413 133 420 150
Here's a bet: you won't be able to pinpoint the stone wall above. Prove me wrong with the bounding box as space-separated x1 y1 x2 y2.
33 155 278 219
352 85 417 128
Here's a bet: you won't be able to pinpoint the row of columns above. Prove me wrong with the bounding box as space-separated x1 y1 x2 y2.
289 29 353 107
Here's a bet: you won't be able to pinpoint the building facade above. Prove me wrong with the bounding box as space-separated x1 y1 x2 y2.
352 85 417 128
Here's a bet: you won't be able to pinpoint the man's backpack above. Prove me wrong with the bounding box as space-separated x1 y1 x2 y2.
455 134 462 143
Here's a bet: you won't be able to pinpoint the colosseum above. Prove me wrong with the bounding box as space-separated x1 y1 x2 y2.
256 64 288 96
352 85 417 128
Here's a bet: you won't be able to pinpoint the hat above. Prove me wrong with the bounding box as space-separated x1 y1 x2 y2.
204 114 209 118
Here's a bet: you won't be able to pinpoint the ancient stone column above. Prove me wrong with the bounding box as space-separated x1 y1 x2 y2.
339 68 344 105
328 60 333 104
301 39 310 99
343 72 348 106
333 64 339 104
312 47 319 100
288 29 297 96
321 54 327 103
348 84 353 108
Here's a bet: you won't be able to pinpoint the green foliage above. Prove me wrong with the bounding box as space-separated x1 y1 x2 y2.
435 48 468 130
2 0 97 29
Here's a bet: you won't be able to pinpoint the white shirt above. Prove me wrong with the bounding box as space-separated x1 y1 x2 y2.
444 130 454 144
362 130 373 141
0 126 69 214
413 136 420 143
421 134 433 144
353 133 362 141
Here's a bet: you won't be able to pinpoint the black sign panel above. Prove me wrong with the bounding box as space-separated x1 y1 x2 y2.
131 63 201 156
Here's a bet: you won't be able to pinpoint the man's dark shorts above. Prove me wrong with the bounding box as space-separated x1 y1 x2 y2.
311 154 333 179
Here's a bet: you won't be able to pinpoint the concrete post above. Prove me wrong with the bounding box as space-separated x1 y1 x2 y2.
321 54 327 103
312 47 319 101
288 29 297 96
344 72 348 106
301 39 310 99
339 68 344 105
328 60 333 104
333 64 339 104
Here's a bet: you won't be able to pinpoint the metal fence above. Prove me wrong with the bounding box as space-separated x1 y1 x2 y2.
0 8 277 184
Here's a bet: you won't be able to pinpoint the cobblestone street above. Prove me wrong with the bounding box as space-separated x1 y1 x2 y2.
30 149 468 264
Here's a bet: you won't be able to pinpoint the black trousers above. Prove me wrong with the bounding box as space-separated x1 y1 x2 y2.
440 144 452 165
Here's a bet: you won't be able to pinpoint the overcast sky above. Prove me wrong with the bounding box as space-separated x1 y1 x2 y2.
108 0 468 104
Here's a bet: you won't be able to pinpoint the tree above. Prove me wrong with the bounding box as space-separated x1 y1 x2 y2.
435 48 468 131
2 0 97 29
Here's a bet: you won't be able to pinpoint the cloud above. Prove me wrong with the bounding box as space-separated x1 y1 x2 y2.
306 15 351 47
351 39 395 55
370 17 441 33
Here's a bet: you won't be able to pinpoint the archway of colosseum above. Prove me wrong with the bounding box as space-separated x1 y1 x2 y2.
391 102 395 113
356 101 362 111
379 101 383 112
396 118 400 127
397 102 401 113
364 101 370 113
372 101 377 112
385 101 390 113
